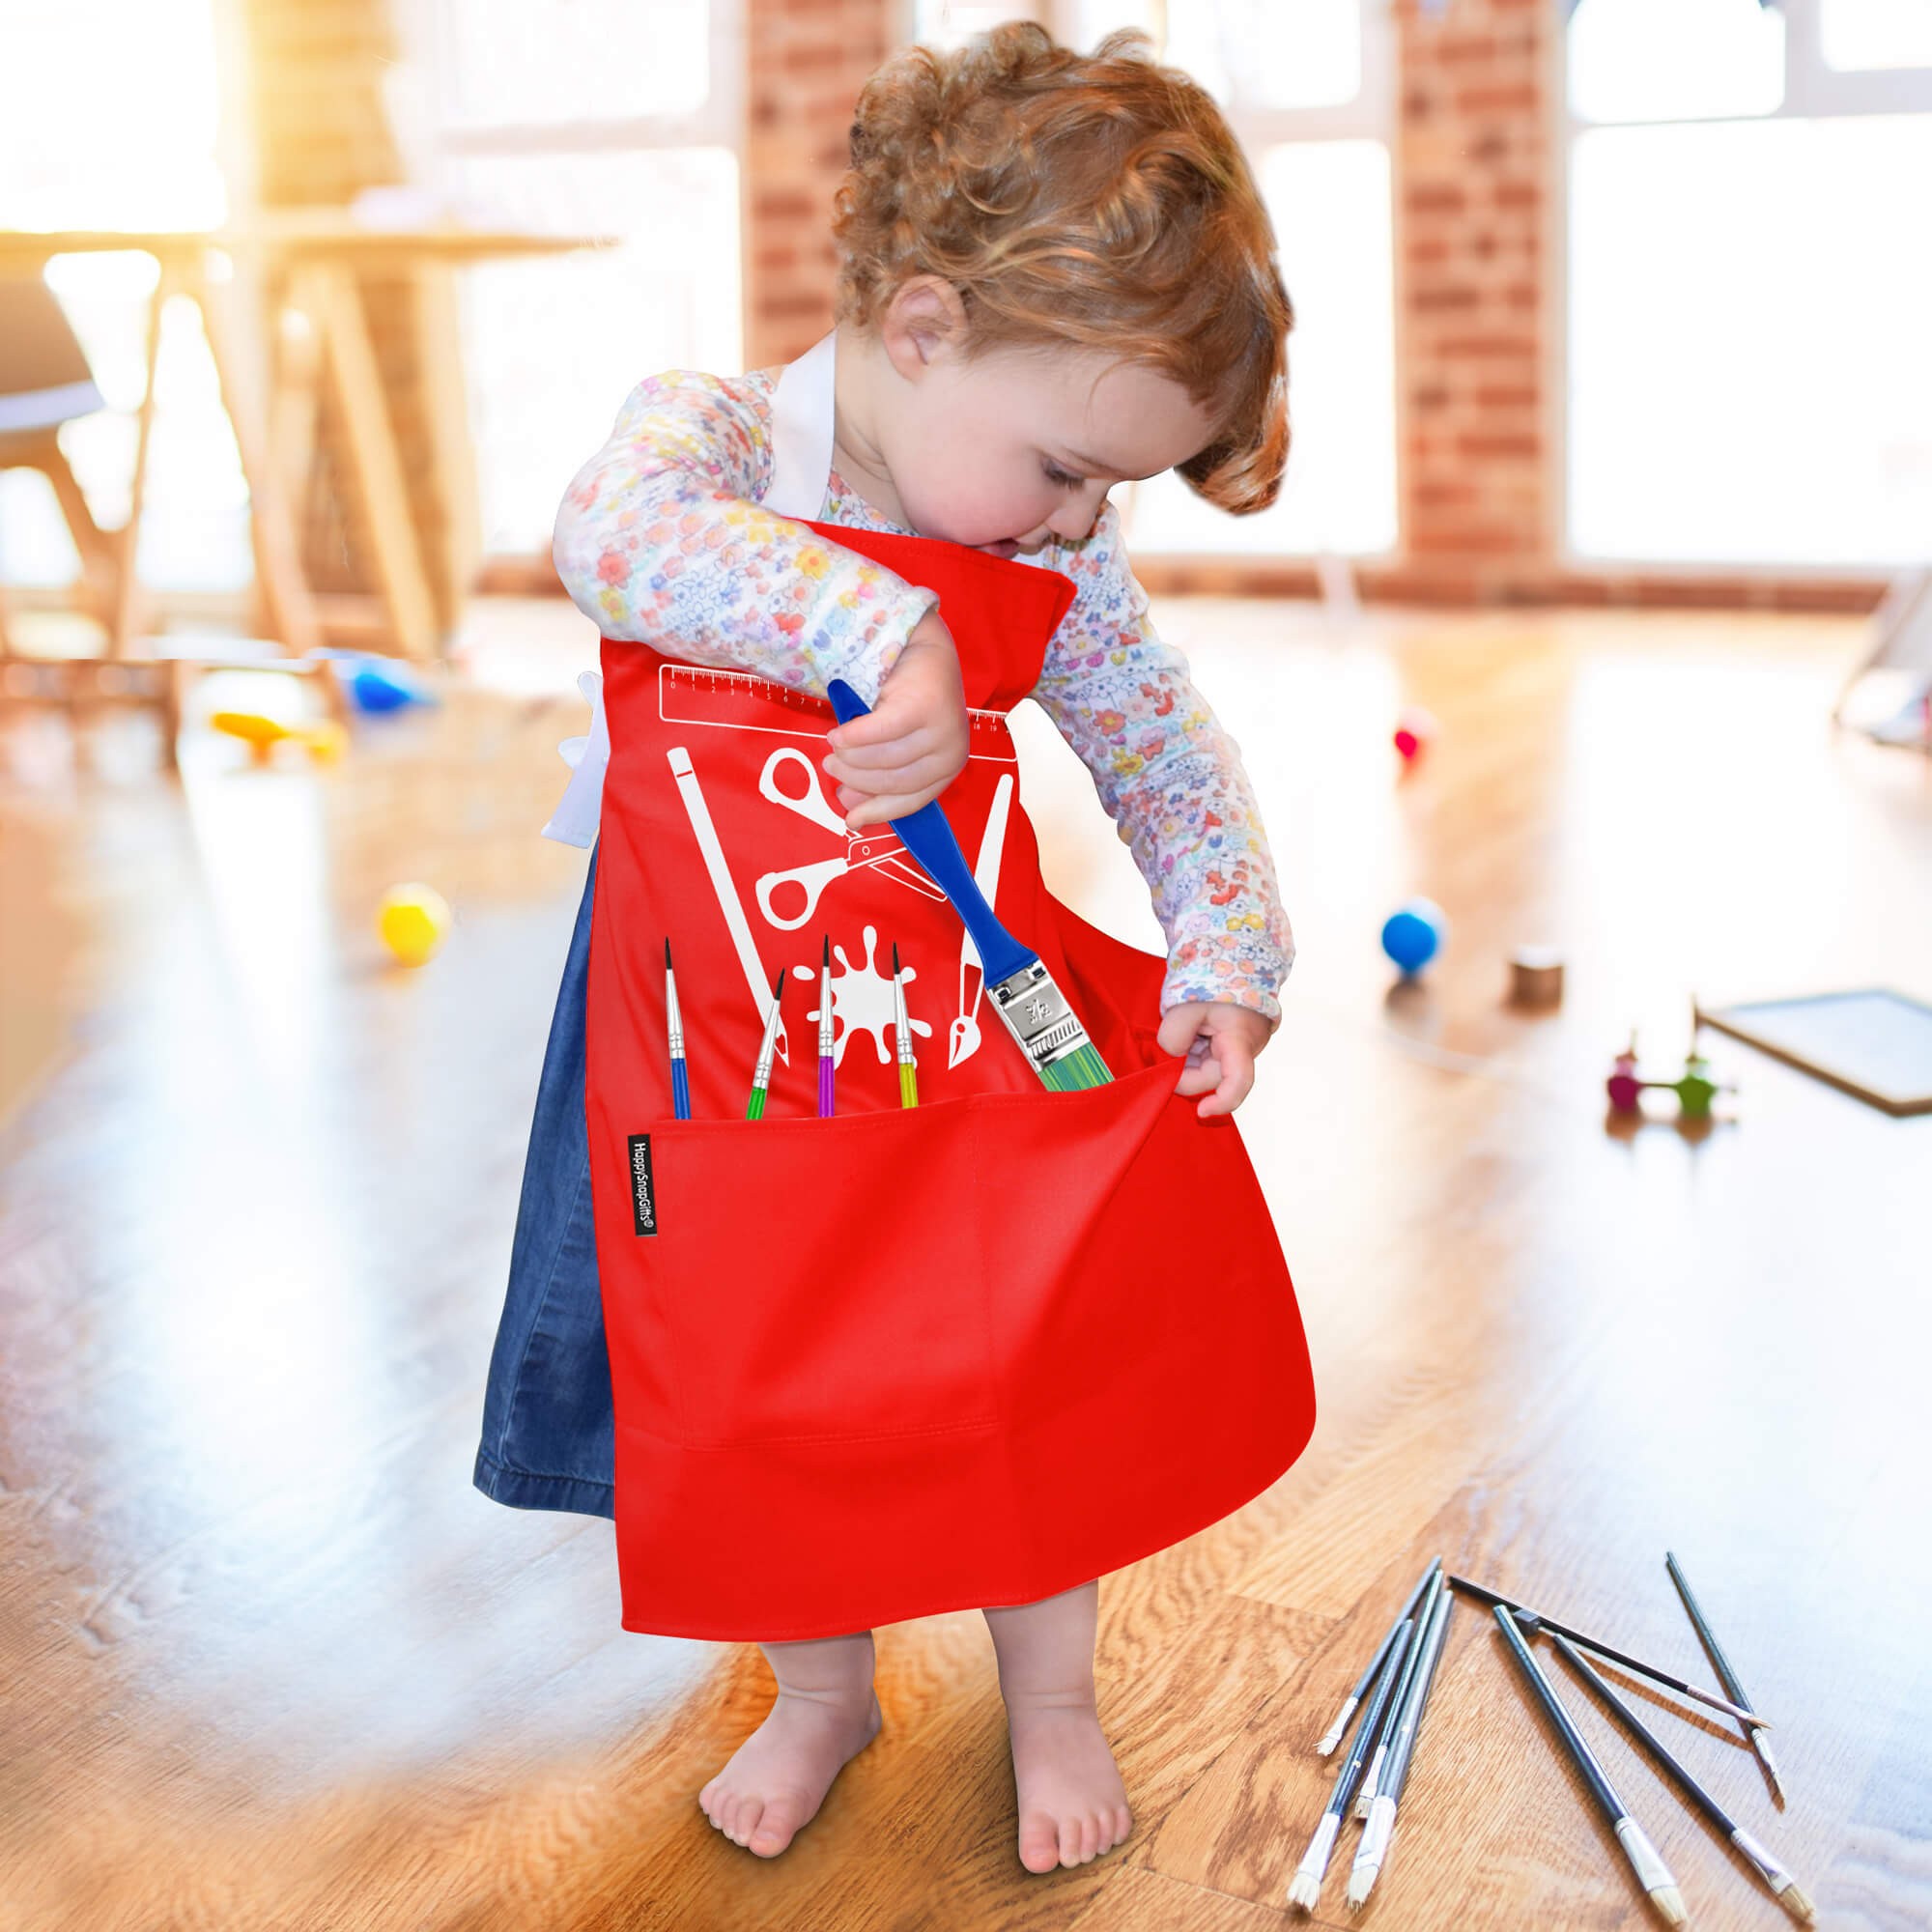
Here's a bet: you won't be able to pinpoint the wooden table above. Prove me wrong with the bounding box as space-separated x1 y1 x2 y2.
0 218 606 675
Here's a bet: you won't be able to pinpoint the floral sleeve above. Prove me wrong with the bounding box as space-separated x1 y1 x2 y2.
1028 502 1295 1029
551 368 938 702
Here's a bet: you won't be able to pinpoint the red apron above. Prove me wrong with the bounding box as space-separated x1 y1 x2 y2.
583 521 1316 1639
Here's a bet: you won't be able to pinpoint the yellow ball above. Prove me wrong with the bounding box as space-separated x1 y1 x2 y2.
378 882 452 967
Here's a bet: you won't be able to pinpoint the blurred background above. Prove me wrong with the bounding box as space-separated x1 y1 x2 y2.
3 0 1929 659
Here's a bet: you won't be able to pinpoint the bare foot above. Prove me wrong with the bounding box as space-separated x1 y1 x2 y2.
1004 1691 1133 1872
697 1685 883 1858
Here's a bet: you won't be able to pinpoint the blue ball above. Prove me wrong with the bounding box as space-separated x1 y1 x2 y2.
1381 897 1446 975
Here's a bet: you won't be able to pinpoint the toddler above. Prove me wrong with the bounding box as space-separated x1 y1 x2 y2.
546 22 1296 1875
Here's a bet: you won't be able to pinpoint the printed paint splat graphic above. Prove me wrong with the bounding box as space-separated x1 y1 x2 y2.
797 924 932 1067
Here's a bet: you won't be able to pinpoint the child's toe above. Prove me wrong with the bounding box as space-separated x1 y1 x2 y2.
1018 1812 1061 1872
748 1791 808 1856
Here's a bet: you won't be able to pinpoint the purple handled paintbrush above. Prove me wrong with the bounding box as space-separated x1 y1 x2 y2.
817 934 835 1117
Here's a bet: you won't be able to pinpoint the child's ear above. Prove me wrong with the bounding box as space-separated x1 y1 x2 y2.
881 276 968 381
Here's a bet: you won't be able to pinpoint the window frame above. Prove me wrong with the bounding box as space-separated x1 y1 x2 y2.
1552 0 1932 578
902 0 1401 560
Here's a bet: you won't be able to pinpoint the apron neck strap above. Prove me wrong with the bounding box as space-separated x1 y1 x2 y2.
762 329 838 521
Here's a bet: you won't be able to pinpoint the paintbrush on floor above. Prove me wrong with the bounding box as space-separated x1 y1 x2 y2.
1666 1550 1785 1804
1288 1616 1416 1914
1316 1557 1442 1756
1550 1632 1813 1921
1354 1565 1445 1822
1492 1606 1688 1927
825 677 1112 1090
1347 1585 1453 1909
1449 1575 1767 1728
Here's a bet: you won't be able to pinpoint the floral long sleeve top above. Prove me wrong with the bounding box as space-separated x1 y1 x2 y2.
553 367 1294 1027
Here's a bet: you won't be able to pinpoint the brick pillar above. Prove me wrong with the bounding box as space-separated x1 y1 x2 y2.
744 0 901 370
1396 0 1554 599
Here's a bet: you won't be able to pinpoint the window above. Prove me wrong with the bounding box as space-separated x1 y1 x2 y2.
1821 0 1932 71
911 1 1398 558
401 0 744 557
1564 0 1932 569
0 0 248 594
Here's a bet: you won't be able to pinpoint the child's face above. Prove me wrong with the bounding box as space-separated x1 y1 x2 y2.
872 290 1222 555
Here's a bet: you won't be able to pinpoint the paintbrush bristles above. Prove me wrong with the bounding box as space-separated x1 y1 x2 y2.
1315 1698 1355 1757
1040 1040 1113 1090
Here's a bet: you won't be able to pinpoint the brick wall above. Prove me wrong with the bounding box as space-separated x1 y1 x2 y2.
743 0 900 369
1396 0 1553 600
728 0 1877 609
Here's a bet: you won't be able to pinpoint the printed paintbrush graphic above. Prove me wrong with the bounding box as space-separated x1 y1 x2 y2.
796 923 931 1067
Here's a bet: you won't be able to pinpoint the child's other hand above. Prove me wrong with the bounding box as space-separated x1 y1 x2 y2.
822 610 969 827
1157 1001 1272 1119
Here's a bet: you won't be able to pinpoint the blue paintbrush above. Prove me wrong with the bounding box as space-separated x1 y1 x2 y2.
824 677 1111 1090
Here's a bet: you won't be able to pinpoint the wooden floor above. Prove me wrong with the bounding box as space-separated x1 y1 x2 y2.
2 597 1927 1930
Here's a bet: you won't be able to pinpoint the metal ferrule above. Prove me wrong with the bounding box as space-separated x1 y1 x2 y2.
1354 1792 1395 1876
818 989 835 1058
1355 1746 1386 1820
1294 1811 1341 1887
894 975 915 1065
753 994 782 1092
989 960 1092 1070
666 970 685 1060
1730 1828 1793 1892
1614 1817 1675 1894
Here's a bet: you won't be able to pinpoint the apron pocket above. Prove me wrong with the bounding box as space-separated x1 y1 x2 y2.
639 1058 1181 1450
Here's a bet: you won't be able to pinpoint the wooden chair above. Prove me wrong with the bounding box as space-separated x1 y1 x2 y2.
0 277 118 646
0 276 186 762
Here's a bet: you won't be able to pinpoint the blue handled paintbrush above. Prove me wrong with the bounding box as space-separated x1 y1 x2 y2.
825 677 1111 1091
665 937 691 1120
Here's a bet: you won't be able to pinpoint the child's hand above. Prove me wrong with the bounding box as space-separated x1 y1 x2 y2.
1157 1001 1272 1119
822 610 969 828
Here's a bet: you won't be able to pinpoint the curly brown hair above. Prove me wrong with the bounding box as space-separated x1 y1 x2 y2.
830 21 1293 515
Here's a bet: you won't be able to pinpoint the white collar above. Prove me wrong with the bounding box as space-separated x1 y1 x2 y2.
761 329 838 522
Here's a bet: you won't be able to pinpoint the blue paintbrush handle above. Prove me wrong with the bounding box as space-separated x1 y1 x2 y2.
825 677 1034 986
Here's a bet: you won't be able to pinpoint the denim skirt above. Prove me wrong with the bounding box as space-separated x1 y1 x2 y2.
473 844 616 1520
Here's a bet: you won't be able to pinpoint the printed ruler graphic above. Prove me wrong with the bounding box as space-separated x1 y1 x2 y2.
659 664 1017 760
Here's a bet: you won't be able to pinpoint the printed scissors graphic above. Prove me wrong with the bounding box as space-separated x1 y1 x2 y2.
753 746 948 929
